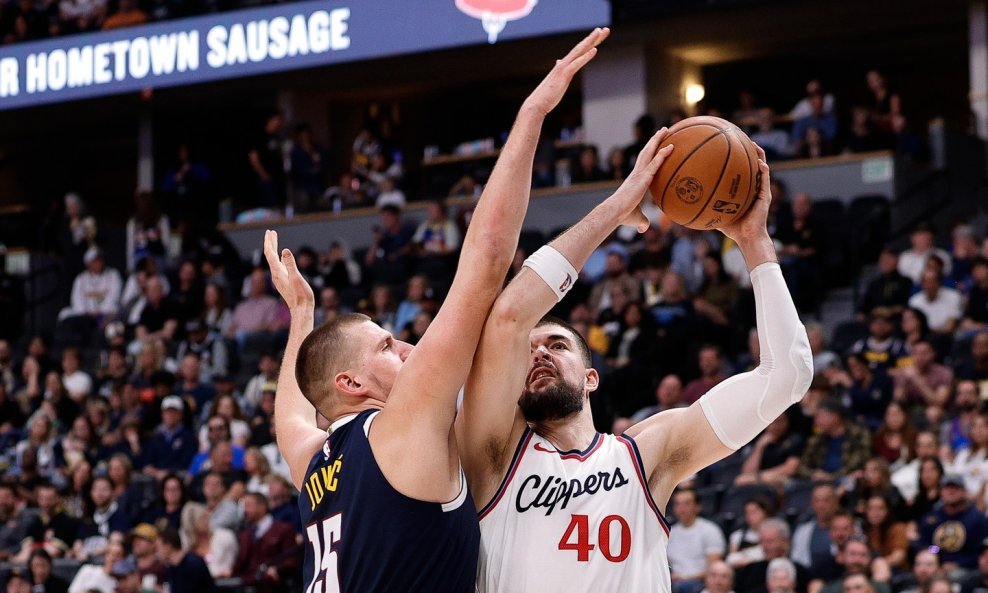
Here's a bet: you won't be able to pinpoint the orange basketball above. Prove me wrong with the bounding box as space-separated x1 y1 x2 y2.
649 116 760 230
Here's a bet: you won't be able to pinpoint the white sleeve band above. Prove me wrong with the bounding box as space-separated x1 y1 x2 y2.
523 245 579 301
699 262 814 450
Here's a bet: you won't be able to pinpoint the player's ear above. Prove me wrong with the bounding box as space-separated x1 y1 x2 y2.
335 371 364 396
584 368 599 393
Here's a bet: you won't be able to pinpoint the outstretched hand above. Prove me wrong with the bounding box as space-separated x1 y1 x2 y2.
263 229 314 312
607 127 673 232
719 143 772 244
524 27 610 116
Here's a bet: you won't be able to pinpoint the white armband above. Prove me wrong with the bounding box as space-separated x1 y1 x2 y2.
523 246 578 301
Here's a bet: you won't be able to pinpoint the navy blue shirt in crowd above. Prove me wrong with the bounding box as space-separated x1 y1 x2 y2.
919 502 988 569
146 425 198 471
166 552 215 593
299 410 479 593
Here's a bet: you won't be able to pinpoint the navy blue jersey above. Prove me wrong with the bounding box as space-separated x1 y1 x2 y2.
299 410 479 593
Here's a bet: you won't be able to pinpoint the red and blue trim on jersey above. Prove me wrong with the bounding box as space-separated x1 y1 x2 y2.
478 428 535 520
532 432 603 461
616 434 670 536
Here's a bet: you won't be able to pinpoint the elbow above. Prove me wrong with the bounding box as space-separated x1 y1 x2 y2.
788 326 814 402
489 294 526 328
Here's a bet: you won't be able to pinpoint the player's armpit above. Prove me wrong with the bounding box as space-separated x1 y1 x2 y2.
283 423 331 490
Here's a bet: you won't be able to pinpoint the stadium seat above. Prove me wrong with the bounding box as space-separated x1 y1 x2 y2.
781 479 816 525
812 198 848 287
716 484 776 534
848 194 891 264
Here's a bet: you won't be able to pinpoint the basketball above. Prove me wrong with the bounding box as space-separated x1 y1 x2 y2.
649 116 760 230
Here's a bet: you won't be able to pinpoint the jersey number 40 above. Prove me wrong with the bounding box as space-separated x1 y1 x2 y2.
558 514 631 562
306 513 342 593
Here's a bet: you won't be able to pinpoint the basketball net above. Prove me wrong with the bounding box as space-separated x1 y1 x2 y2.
481 11 507 44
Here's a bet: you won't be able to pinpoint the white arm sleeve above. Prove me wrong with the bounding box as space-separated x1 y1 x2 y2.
698 262 813 450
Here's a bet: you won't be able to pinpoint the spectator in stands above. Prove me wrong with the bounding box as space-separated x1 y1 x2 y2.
200 282 232 339
734 519 809 593
232 492 299 593
650 270 696 377
106 454 142 525
363 284 396 332
247 111 286 210
168 260 203 326
289 124 327 213
374 177 406 209
412 200 460 283
265 475 299 532
776 193 823 312
962 257 988 334
173 352 214 415
918 473 988 571
200 470 242 532
192 414 247 471
243 353 279 414
61 247 121 326
749 108 791 161
850 307 907 374
693 251 738 343
866 70 901 132
58 0 106 34
180 500 238 576
143 473 185 532
682 345 727 404
157 527 216 593
909 268 963 334
792 95 838 155
957 332 988 385
847 457 906 517
393 275 429 335
950 413 988 504
804 323 840 375
734 413 804 486
952 226 982 288
798 399 872 481
893 339 952 411
129 524 166 585
898 550 941 593
16 481 78 562
243 448 271 496
259 424 292 484
364 204 415 286
5 569 32 593
321 171 362 210
845 106 891 154
571 145 608 183
859 249 913 317
861 495 907 569
313 286 342 328
227 268 286 348
961 542 988 593
61 416 98 471
320 240 361 291
126 193 170 274
605 146 628 180
872 401 917 467
765 558 798 593
0 482 22 561
589 248 640 316
28 549 69 593
160 143 213 229
898 223 952 285
60 347 92 401
73 476 131 561
175 319 227 384
143 395 197 481
668 489 726 593
68 538 124 593
13 413 65 485
134 276 179 344
829 353 893 430
790 80 835 120
726 498 771 568
702 561 736 593
816 531 891 593
623 113 656 170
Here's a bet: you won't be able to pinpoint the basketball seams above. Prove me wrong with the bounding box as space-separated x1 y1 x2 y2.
657 125 727 212
733 129 757 224
683 129 733 226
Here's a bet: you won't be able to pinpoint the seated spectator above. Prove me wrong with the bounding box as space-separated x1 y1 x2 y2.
68 539 124 593
135 276 179 344
232 493 299 593
950 413 988 506
200 283 232 339
373 177 406 209
313 286 343 328
289 124 327 213
265 475 300 533
765 558 799 593
949 224 981 288
319 240 362 291
129 523 166 584
242 353 280 414
15 481 79 562
190 417 246 476
865 495 908 570
5 569 32 593
60 247 121 324
226 269 287 348
791 95 838 157
651 271 696 379
102 0 145 29
872 402 917 468
61 415 98 470
412 200 460 284
866 70 901 132
898 224 952 285
393 275 430 336
790 80 835 120
199 471 241 532
668 489 726 593
173 352 214 416
898 550 941 593
189 441 247 504
701 561 735 593
693 252 738 343
0 482 25 561
59 0 107 34
143 395 198 481
891 115 925 162
846 106 892 154
179 502 237 578
892 340 952 416
682 345 728 405
814 533 891 593
830 353 893 430
798 399 872 481
734 413 804 486
158 527 217 593
364 205 415 285
621 373 685 429
13 414 65 486
847 458 906 517
28 549 70 593
859 249 913 317
890 432 938 504
956 332 988 385
243 448 272 496
962 257 988 334
749 108 791 160
570 145 608 183
918 474 988 571
776 193 824 312
143 473 185 532
72 476 131 562
260 423 292 484
960 543 988 593
106 454 143 525
726 498 771 568
909 269 963 334
851 307 907 374
168 260 203 326
175 320 228 385
734 519 810 593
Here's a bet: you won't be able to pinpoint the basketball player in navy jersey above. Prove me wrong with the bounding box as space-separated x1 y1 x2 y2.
263 28 613 593
458 143 814 591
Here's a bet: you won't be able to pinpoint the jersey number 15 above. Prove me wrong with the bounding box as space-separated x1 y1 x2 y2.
306 513 342 593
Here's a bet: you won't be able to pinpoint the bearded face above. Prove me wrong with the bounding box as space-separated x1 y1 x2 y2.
519 373 584 423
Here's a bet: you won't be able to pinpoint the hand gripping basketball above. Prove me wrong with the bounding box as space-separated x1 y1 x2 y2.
607 127 673 233
524 27 609 116
718 144 772 244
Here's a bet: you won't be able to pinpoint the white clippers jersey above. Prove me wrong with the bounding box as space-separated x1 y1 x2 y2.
478 428 671 593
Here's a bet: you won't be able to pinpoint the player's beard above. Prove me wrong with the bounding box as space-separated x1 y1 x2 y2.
519 377 584 423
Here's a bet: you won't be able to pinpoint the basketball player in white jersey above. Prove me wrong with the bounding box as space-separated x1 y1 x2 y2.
456 139 813 592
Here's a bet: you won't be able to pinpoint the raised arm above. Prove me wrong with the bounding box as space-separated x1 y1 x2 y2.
263 230 329 490
458 131 673 500
373 29 613 494
626 148 814 510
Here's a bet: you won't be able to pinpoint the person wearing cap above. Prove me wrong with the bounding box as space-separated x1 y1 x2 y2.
918 473 988 571
143 395 197 481
798 398 872 481
110 557 141 593
899 223 952 285
127 524 165 583
849 307 907 374
61 247 123 323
